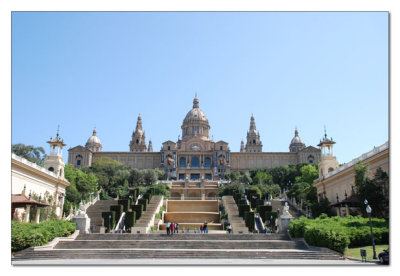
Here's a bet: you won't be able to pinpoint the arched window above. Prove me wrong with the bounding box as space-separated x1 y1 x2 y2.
179 157 186 168
76 160 81 166
48 167 54 172
136 139 139 144
328 167 334 172
307 155 315 163
204 157 211 168
253 139 256 144
191 156 199 168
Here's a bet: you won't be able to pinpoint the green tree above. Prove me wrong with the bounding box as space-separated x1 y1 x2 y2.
12 143 46 166
355 162 388 218
143 169 157 186
240 173 252 186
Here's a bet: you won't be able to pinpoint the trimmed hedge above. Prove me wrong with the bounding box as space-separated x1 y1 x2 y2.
138 198 148 211
11 220 76 252
258 205 273 221
110 205 124 219
238 204 250 218
289 215 389 254
265 211 278 228
118 199 131 212
131 205 144 220
125 211 136 230
244 211 255 232
102 211 116 230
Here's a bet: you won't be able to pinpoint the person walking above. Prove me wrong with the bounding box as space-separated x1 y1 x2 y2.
200 224 203 234
228 224 232 234
204 221 208 234
175 222 179 233
170 221 175 235
166 221 171 235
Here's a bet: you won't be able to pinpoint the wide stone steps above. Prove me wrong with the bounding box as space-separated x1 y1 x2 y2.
75 233 288 240
13 249 343 260
12 233 344 261
54 240 308 250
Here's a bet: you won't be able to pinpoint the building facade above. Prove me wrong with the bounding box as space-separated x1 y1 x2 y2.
68 96 321 179
313 140 389 216
12 132 70 221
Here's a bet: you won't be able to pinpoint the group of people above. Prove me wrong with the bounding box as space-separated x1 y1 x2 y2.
165 221 179 235
165 221 211 235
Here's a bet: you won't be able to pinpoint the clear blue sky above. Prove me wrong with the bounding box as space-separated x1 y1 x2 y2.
11 12 388 164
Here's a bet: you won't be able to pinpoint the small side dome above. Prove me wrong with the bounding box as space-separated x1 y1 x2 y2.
289 128 305 153
86 128 102 152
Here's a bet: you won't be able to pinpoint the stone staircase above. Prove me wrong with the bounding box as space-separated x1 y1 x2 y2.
12 233 345 261
222 196 249 234
86 199 118 233
131 195 163 234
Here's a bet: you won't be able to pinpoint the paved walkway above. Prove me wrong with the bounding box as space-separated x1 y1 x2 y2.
12 258 375 265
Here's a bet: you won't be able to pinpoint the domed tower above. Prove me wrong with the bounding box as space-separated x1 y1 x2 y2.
240 139 245 152
85 127 102 152
148 138 153 152
245 114 262 152
317 128 339 179
44 127 66 178
181 95 210 141
289 128 306 153
130 114 147 152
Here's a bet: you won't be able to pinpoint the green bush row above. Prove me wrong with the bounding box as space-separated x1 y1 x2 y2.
244 211 255 232
102 211 116 230
238 204 250 218
289 215 389 253
258 205 272 221
11 220 76 252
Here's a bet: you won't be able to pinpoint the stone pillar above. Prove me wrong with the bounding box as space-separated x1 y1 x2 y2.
336 207 340 216
35 208 41 223
345 205 350 216
25 205 31 223
72 211 91 234
181 193 185 200
201 194 205 200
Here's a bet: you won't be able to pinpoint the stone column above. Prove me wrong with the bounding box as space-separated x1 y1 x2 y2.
35 208 41 223
25 205 31 223
181 193 185 200
336 207 341 216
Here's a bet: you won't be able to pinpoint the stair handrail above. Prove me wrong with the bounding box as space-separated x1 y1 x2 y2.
254 213 265 233
113 212 126 233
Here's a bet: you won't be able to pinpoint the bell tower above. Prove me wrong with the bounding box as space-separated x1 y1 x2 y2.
44 126 66 178
245 114 263 152
317 127 339 179
130 114 147 152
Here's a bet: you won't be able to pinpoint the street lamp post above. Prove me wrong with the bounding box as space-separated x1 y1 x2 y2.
364 199 377 259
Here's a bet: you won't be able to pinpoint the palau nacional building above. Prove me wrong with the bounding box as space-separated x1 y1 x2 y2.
68 96 321 180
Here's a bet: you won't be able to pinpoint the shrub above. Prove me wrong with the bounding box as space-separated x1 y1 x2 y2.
244 211 255 232
102 211 116 230
99 190 109 200
258 205 272 221
117 199 131 212
125 211 136 230
265 211 278 228
138 198 148 211
11 220 76 252
131 205 144 220
110 205 124 219
238 204 250 218
289 215 389 253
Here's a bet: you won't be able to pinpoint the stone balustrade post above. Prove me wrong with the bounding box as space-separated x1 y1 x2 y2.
35 208 41 223
25 205 31 223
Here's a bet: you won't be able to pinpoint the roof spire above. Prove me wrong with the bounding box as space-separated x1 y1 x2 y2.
56 125 60 138
295 126 298 137
193 94 199 108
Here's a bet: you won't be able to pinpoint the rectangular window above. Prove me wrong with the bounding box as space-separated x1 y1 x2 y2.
77 160 81 166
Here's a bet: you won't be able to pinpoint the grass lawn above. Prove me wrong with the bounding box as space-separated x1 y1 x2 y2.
344 245 388 261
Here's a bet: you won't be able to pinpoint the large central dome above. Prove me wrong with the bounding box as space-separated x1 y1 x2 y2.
181 96 210 141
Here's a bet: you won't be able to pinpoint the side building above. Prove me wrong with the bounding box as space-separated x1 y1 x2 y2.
68 96 320 179
314 136 388 217
12 131 70 222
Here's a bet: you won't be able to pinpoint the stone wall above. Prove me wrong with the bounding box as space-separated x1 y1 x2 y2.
167 200 218 212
